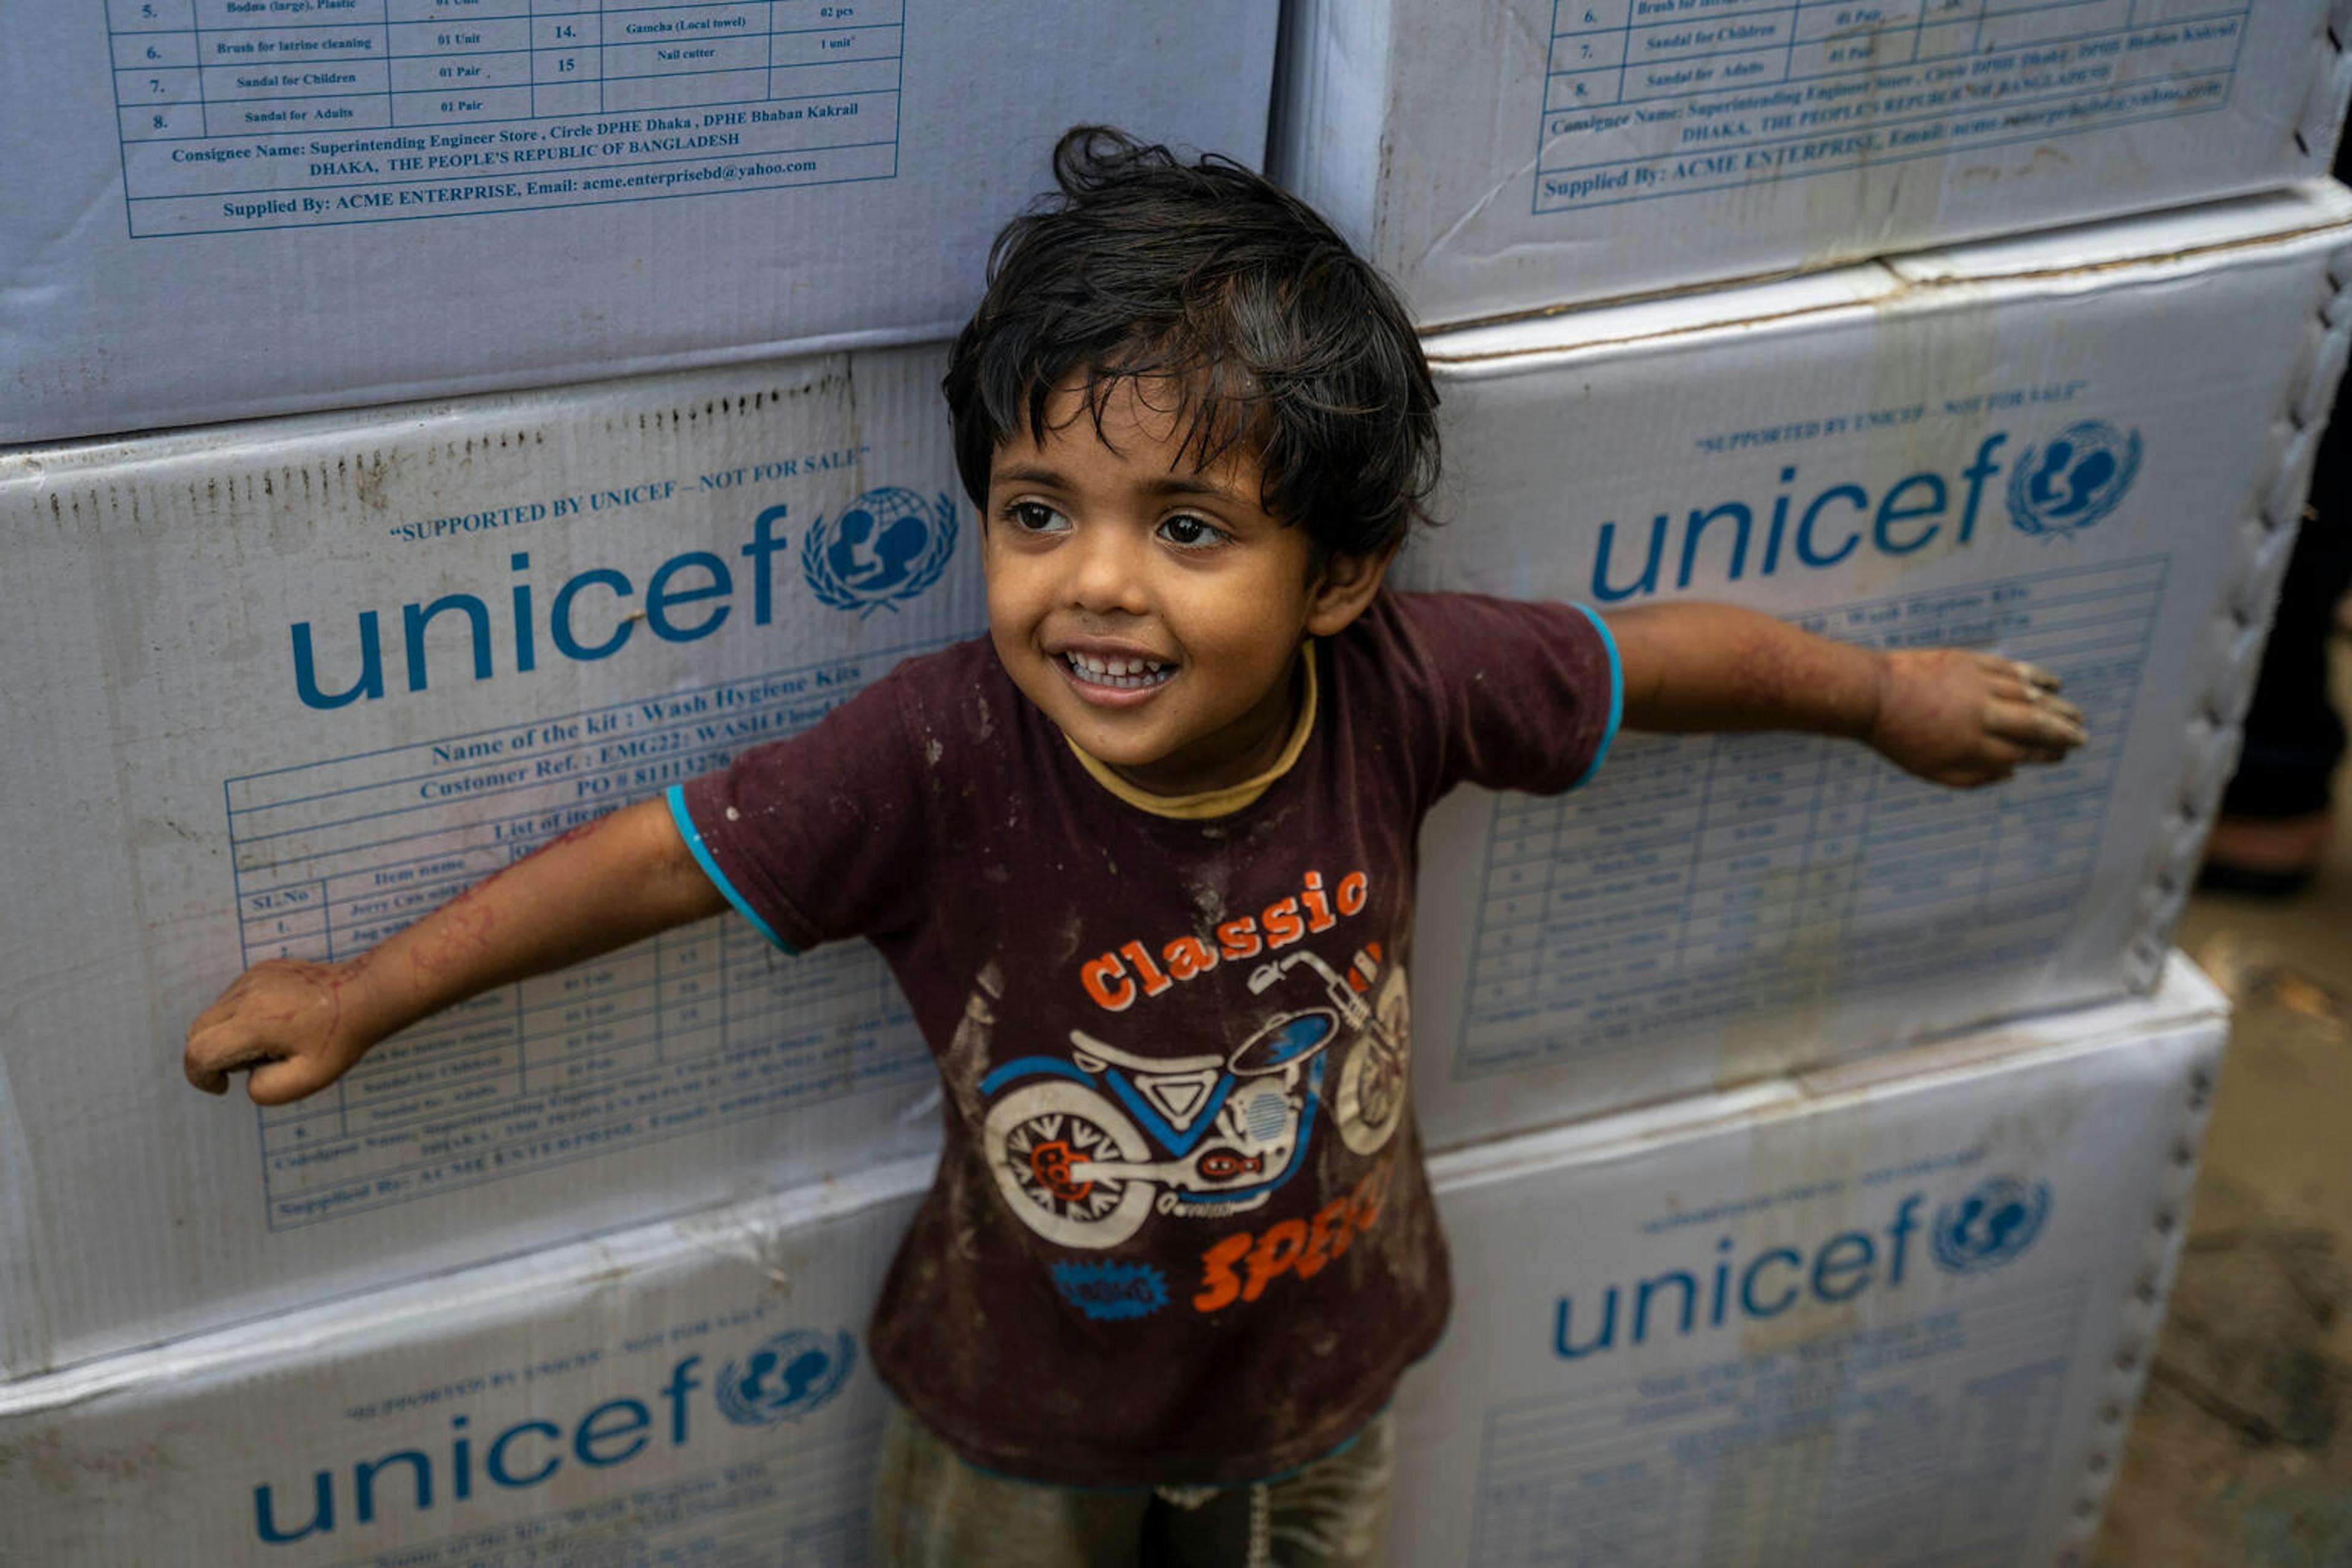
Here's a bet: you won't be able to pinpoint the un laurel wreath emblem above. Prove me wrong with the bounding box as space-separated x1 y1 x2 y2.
714 1329 858 1427
801 486 960 616
2006 420 2142 537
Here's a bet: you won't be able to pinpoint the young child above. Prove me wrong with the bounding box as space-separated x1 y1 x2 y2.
184 127 2087 1567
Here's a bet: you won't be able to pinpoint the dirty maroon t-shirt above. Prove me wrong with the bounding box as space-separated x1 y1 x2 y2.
671 589 1619 1487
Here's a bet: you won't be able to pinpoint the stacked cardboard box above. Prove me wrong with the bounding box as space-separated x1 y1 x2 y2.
1267 4 2352 1560
1 10 1278 1561
0 0 1279 1388
6 183 2342 1399
1393 959 2226 1566
0 1153 932 1563
0 961 2225 1562
0 345 983 1379
1401 181 2352 1145
3 4 1278 441
1272 0 2351 320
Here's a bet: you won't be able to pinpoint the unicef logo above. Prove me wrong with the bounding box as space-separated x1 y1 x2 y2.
714 1329 856 1427
1931 1178 2051 1275
801 487 959 616
2007 420 2141 537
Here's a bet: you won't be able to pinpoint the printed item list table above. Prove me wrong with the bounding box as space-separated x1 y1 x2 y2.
1458 559 2165 1076
107 0 904 234
227 646 940 1229
1539 0 2253 210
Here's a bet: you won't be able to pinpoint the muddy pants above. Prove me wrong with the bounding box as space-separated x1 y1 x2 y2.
870 1403 1395 1568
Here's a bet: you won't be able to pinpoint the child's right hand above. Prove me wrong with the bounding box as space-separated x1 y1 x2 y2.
184 957 383 1104
180 797 728 1108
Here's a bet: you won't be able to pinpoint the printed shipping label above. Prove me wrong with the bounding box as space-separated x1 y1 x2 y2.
106 0 908 235
1534 0 2252 215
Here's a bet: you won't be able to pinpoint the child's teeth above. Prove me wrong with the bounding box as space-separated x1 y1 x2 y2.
1066 652 1170 688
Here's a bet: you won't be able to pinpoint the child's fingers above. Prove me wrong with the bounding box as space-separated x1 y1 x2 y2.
1980 733 2031 767
2037 693 2086 726
1970 652 2019 693
1969 652 2059 686
183 1027 285 1096
186 981 263 1038
2008 680 2084 726
1937 728 2079 785
246 1055 332 1107
2010 658 2063 694
188 960 317 1038
1974 658 2082 722
1983 700 2087 751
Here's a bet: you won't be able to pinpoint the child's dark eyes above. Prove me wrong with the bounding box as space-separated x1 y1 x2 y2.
1003 500 1067 533
995 501 1227 548
1157 514 1229 549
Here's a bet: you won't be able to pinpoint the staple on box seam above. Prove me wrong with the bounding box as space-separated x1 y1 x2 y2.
2139 264 2352 963
2285 315 2334 439
2054 1038 2223 1555
2296 6 2352 165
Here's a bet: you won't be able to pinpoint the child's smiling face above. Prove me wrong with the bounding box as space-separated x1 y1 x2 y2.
982 377 1389 797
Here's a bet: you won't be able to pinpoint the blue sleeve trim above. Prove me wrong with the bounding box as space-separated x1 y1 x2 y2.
1567 603 1623 791
666 783 797 954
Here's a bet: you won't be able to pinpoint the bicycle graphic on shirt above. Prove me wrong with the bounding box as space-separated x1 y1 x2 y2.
980 945 1411 1249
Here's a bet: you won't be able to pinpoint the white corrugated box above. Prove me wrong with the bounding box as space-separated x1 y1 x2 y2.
0 342 984 1379
0 1155 925 1566
4 187 2343 1381
1272 0 2351 324
1 3 1275 443
0 959 2222 1565
1394 955 2226 1567
1400 179 2352 1149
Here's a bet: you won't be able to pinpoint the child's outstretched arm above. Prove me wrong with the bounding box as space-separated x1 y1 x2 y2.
183 799 726 1104
1605 601 2089 786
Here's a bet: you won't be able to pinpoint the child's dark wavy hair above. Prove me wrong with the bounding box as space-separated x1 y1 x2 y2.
943 126 1440 561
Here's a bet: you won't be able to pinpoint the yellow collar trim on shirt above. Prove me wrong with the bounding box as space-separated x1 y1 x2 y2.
1065 644 1318 820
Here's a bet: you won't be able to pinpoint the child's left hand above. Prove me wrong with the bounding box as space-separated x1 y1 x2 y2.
1867 650 2088 787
